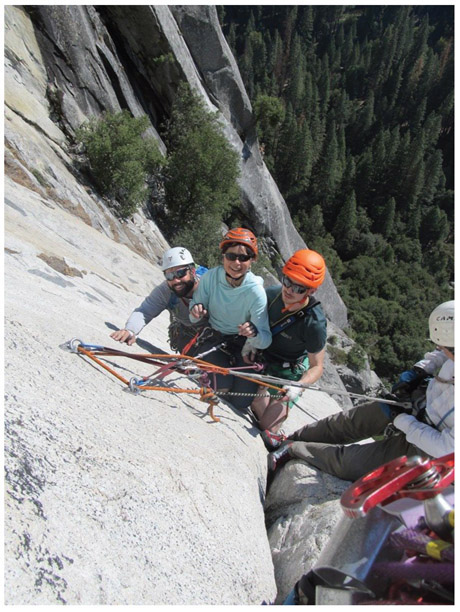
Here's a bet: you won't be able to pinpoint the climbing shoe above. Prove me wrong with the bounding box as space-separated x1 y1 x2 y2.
260 429 287 451
267 443 292 473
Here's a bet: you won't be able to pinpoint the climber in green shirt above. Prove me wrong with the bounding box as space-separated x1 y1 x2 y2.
251 249 327 436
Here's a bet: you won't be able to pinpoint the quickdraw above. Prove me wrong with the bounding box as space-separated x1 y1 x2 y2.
63 338 285 423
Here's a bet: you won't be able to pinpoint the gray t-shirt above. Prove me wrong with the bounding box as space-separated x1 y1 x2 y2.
126 281 204 335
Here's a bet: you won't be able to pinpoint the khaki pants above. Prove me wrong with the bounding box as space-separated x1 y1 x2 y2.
287 401 423 481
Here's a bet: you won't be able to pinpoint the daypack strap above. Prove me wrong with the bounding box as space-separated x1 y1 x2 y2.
435 406 454 430
270 296 320 336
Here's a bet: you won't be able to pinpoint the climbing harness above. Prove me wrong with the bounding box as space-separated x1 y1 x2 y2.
283 452 454 605
62 338 284 423
176 324 217 357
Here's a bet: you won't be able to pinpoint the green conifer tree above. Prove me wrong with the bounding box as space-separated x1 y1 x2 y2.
298 5 314 53
361 90 375 133
271 29 284 89
249 31 268 86
420 206 449 246
421 149 444 206
382 197 396 238
333 190 358 255
227 23 237 54
286 34 305 111
163 84 240 241
311 119 342 221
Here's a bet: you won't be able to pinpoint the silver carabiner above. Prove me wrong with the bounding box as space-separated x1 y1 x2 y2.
127 377 141 395
68 337 83 353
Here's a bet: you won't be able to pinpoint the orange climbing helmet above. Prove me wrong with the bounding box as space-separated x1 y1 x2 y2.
219 228 258 258
282 249 326 289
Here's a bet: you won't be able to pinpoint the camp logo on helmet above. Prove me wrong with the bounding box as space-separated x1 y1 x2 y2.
428 300 454 347
161 247 195 271
435 315 454 322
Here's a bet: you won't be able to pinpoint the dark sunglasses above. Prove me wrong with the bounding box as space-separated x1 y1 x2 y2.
224 253 253 263
282 275 309 294
164 266 191 281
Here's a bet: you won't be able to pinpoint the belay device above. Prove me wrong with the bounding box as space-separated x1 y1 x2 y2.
283 453 454 605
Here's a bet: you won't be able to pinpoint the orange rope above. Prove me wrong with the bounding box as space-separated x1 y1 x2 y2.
78 347 130 385
75 343 290 425
207 404 220 423
76 345 284 397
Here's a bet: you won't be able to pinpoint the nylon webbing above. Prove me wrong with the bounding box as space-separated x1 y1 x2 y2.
65 338 286 423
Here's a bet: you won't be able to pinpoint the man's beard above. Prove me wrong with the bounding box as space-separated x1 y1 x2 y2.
171 280 195 298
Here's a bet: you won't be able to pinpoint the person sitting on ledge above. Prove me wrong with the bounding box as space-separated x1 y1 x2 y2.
264 300 455 482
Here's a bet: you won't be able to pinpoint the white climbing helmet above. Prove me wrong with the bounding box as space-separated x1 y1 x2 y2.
161 247 194 271
429 300 454 347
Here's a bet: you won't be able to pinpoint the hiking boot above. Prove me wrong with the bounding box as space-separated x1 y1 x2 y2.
267 443 292 473
261 429 287 451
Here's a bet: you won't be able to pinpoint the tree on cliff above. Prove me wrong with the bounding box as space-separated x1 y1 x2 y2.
162 83 241 268
76 111 163 218
76 85 241 269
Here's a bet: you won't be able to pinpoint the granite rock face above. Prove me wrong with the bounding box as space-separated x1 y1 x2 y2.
4 5 379 604
4 177 347 604
265 462 350 604
327 321 384 400
4 178 276 604
4 5 169 262
170 5 254 135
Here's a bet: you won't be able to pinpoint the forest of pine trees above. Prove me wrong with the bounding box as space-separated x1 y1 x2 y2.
220 5 454 381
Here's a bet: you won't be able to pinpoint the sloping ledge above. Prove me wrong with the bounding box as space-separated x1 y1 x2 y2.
4 179 277 604
4 177 347 604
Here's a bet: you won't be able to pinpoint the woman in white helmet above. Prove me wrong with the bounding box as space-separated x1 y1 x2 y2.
390 300 454 457
266 300 454 481
110 246 208 354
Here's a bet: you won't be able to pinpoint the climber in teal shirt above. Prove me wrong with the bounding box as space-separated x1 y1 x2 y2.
189 228 271 411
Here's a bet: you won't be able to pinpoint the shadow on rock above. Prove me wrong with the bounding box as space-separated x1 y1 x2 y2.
105 322 168 354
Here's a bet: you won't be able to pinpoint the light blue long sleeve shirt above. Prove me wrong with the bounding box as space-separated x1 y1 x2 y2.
189 266 272 350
